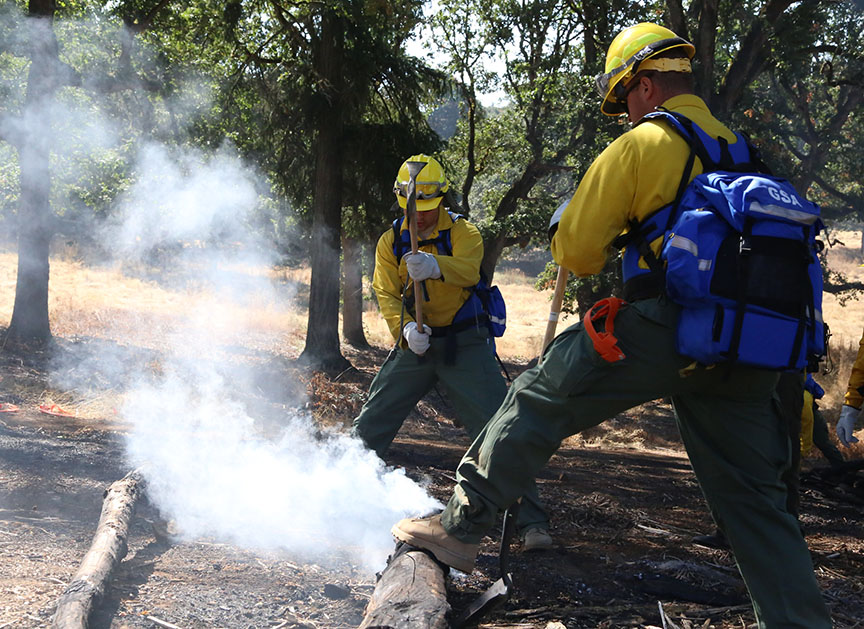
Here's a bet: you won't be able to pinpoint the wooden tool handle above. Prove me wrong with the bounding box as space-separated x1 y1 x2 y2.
542 265 569 351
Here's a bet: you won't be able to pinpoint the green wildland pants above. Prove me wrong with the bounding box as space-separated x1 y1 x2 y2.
440 298 830 629
773 372 804 517
352 326 549 533
812 406 845 466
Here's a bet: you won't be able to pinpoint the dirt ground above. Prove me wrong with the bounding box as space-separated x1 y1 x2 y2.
0 338 862 629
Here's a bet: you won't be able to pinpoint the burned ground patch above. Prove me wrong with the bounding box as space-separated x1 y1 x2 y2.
0 342 862 628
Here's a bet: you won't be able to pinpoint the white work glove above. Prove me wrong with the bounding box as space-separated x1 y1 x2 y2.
403 321 432 355
836 404 861 447
403 252 441 281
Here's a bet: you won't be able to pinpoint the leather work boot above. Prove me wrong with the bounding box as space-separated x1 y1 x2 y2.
391 514 480 573
521 527 553 552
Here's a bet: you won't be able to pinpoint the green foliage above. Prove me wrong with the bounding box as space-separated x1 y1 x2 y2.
535 256 621 317
1 0 862 307
437 0 654 260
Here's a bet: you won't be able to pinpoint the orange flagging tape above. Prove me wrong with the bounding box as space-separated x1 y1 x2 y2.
0 403 20 413
38 404 76 418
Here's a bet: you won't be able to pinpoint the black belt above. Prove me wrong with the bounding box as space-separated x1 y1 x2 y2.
429 314 488 338
622 274 664 302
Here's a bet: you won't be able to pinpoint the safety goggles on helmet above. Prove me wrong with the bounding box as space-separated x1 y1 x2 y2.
393 180 446 200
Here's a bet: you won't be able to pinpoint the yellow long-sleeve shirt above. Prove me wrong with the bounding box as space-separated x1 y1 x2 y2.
844 329 864 408
551 95 741 276
373 209 483 341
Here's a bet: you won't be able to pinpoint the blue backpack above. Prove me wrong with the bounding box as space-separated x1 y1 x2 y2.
615 110 824 371
391 211 506 338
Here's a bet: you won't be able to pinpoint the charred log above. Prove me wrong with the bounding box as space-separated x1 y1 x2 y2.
52 470 144 629
359 544 450 629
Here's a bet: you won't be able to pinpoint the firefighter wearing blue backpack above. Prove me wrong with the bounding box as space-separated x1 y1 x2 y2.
392 24 831 628
352 154 552 550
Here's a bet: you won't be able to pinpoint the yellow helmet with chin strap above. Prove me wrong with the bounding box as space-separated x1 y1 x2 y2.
595 22 695 116
393 154 450 211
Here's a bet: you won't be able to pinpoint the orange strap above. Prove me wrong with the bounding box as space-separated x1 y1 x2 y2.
584 297 627 363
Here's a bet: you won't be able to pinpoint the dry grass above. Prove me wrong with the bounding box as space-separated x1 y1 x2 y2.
0 252 310 358
492 267 579 361
809 230 864 460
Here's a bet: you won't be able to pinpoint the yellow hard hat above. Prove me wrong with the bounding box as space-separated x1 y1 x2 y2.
595 22 695 116
393 154 449 211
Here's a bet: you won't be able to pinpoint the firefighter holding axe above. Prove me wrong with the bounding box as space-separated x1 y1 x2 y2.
352 154 551 550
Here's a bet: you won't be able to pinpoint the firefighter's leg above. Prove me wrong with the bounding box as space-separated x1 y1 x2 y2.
440 298 689 542
812 407 845 466
351 348 437 457
436 328 550 533
773 372 804 517
673 381 831 629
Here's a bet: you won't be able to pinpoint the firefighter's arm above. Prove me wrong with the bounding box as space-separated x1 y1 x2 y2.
434 219 483 287
844 329 864 409
372 230 408 341
551 136 637 276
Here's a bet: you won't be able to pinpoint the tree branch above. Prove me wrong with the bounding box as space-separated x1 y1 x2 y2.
823 277 864 295
714 0 795 116
665 0 688 39
125 0 174 34
812 172 864 213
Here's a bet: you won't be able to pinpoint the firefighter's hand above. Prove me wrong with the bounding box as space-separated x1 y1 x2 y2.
836 405 861 447
403 322 431 355
403 252 441 281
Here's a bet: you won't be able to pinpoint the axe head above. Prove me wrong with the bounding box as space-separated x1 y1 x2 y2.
404 160 426 221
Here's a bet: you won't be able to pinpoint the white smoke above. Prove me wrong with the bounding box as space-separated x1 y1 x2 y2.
108 103 440 572
124 370 439 570
1 7 442 571
105 142 260 260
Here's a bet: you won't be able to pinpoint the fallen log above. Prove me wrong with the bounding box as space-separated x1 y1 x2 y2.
359 544 450 629
53 469 145 629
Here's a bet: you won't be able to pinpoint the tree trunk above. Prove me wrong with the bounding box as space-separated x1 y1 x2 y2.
480 162 544 282
298 9 350 373
6 2 57 347
341 235 369 348
460 83 478 216
693 0 718 104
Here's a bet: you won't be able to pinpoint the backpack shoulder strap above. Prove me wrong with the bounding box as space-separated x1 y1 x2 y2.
641 109 717 171
392 216 411 264
394 212 462 261
642 109 770 174
434 211 466 257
